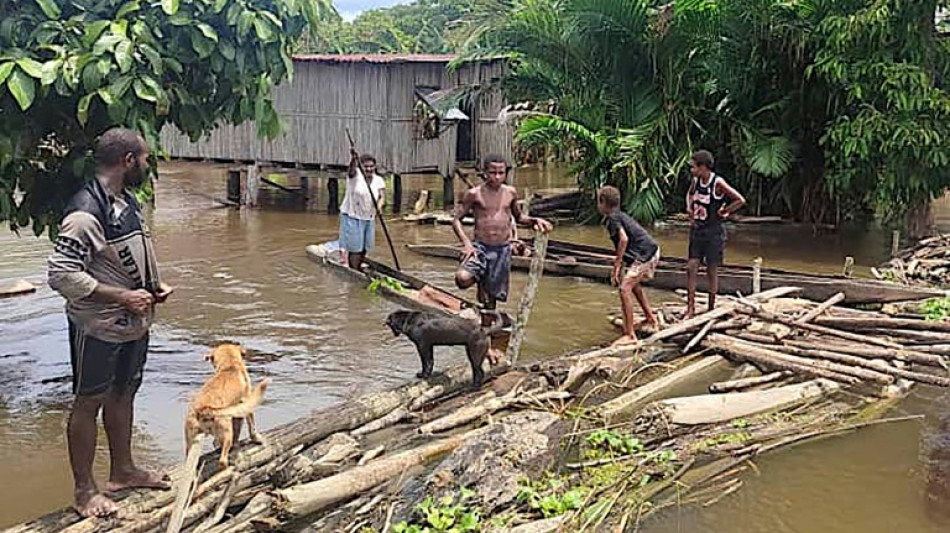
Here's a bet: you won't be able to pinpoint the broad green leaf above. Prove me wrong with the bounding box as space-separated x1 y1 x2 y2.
93 33 123 56
133 79 158 102
97 87 115 105
34 0 61 19
97 59 112 78
8 68 36 110
238 12 254 36
197 23 219 42
253 18 275 42
0 62 15 85
162 0 180 15
140 44 163 73
190 32 214 58
108 76 133 100
115 40 134 73
213 0 229 13
82 21 111 49
219 40 236 61
116 1 142 19
164 57 183 74
40 59 61 86
258 11 283 29
77 93 95 125
16 58 44 79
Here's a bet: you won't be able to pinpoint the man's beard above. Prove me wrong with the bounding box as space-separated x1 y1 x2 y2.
125 159 146 187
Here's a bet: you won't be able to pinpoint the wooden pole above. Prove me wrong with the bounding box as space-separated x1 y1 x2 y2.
842 256 854 278
892 230 900 257
392 173 402 213
327 178 339 215
507 232 549 365
752 257 762 294
796 292 845 324
443 173 455 208
226 170 241 205
345 128 401 271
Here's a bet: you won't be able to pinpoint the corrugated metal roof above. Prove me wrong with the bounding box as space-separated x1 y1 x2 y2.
292 53 459 64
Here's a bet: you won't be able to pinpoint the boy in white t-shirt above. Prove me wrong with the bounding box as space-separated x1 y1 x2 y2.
339 149 386 269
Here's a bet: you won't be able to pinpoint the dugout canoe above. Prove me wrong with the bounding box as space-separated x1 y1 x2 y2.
305 244 511 348
406 240 943 305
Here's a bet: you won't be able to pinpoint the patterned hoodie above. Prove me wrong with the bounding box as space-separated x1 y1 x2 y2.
47 177 161 343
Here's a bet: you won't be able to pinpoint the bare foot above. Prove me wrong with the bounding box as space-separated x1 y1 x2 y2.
611 335 641 347
635 320 659 334
487 348 504 366
74 490 118 518
105 467 171 494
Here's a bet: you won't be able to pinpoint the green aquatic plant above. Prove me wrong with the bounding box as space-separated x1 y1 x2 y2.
367 276 406 294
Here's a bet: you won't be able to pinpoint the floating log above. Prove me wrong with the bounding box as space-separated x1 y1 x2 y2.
781 339 947 367
737 306 906 350
812 316 950 333
796 292 845 324
709 371 792 393
598 356 729 422
652 379 840 425
703 335 860 386
275 433 474 518
417 389 569 435
738 340 950 387
646 286 802 344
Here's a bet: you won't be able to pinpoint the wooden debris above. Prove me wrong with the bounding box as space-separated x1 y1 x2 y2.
709 371 792 393
0 279 36 299
654 379 840 425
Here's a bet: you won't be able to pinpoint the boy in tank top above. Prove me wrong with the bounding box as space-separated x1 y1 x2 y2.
686 150 746 318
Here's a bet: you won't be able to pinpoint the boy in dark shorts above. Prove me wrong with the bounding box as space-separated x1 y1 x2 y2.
597 186 660 346
685 150 746 317
452 154 553 362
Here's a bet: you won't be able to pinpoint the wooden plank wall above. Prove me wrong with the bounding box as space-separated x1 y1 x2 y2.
159 58 510 176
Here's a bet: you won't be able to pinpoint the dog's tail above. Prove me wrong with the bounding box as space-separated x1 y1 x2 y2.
481 311 512 337
206 378 271 418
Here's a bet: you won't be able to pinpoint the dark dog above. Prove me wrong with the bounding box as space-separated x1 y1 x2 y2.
385 310 507 388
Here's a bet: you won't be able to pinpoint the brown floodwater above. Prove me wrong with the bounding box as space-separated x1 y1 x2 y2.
0 161 947 530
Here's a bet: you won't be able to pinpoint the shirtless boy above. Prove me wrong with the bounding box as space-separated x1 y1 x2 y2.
452 154 553 362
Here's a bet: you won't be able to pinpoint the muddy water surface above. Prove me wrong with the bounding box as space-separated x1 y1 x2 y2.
0 162 948 531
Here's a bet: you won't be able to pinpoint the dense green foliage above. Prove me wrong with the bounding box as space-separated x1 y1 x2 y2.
0 0 331 236
297 0 471 54
458 0 950 226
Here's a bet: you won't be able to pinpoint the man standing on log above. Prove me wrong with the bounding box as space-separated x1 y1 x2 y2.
452 154 553 363
48 127 173 517
685 149 745 318
339 149 385 270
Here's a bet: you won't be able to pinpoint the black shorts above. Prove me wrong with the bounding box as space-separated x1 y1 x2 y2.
688 229 725 266
68 320 148 397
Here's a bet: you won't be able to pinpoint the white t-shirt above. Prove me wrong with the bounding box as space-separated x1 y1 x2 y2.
340 169 386 221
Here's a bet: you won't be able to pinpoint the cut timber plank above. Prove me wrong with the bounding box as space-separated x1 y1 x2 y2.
653 379 840 425
598 355 730 422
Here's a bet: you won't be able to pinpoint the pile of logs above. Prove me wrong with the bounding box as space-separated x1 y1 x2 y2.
10 287 948 533
876 234 950 286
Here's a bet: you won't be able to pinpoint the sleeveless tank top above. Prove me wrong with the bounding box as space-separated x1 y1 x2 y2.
689 173 725 234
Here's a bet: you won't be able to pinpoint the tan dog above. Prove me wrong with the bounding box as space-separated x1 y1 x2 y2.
185 343 270 468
